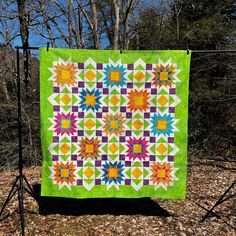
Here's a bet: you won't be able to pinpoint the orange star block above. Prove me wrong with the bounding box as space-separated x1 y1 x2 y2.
152 64 176 87
54 63 77 86
79 137 100 159
53 162 76 184
128 89 150 112
103 113 125 135
150 162 173 185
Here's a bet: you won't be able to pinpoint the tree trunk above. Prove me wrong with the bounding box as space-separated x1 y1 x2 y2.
113 0 120 50
17 0 30 89
89 0 99 49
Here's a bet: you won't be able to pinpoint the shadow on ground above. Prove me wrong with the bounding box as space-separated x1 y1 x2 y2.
33 184 170 217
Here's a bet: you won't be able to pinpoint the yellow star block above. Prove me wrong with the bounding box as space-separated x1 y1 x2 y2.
132 167 142 179
157 119 167 131
85 70 96 81
84 167 94 178
134 71 145 82
133 119 143 130
85 144 94 153
61 94 71 105
60 143 70 154
110 95 120 106
110 120 118 129
157 169 166 178
156 144 167 154
160 71 168 81
133 144 142 154
61 119 70 129
61 169 69 177
61 70 70 80
109 143 118 154
157 95 168 106
85 119 95 129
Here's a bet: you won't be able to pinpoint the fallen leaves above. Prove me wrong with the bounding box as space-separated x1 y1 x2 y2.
0 157 235 235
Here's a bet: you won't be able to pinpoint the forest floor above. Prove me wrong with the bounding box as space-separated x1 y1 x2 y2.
0 156 235 236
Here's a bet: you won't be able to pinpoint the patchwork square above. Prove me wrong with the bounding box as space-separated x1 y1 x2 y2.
40 49 191 199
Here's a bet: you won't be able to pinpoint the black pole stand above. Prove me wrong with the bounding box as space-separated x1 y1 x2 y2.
201 180 236 222
0 46 37 236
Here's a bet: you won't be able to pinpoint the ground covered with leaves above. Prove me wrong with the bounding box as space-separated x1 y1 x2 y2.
0 156 235 236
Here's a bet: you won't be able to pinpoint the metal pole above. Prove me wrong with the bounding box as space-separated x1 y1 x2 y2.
16 47 25 236
192 49 236 53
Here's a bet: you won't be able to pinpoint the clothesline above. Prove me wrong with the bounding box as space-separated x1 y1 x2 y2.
15 46 236 53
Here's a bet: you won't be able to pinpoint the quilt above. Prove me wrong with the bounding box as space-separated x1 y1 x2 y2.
40 49 191 199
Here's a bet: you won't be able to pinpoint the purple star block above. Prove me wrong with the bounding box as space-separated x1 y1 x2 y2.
143 179 149 185
119 155 125 160
145 83 151 88
125 179 131 185
102 154 107 160
77 179 83 185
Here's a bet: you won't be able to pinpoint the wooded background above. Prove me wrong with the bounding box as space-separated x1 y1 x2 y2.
0 0 236 170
